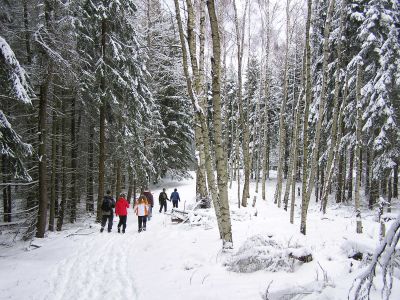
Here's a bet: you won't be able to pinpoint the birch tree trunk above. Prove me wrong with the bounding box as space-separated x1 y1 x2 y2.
174 0 224 239
232 0 250 207
274 0 290 208
300 0 313 234
261 0 271 201
207 0 233 246
301 0 335 235
355 63 363 234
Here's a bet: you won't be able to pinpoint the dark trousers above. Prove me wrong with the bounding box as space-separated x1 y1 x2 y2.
138 216 147 232
172 200 178 208
159 200 167 212
117 215 127 232
101 213 113 232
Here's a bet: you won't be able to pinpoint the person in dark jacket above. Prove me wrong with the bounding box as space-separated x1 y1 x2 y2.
143 189 154 221
170 188 180 208
100 190 115 233
158 188 169 213
115 193 130 233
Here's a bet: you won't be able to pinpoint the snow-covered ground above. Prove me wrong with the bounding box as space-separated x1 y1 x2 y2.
0 172 399 300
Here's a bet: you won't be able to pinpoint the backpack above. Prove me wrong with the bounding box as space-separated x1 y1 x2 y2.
101 196 112 212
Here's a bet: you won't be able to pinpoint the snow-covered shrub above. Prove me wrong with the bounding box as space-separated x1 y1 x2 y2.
225 235 304 273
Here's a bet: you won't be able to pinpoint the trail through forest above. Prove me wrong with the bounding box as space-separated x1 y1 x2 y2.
1 174 399 300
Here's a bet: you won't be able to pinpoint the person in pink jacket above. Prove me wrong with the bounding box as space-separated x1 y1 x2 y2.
115 193 130 233
134 194 149 232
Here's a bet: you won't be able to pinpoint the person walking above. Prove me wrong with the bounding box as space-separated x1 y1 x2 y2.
170 188 180 208
134 194 149 232
158 188 169 213
143 188 154 221
115 193 130 233
100 190 115 233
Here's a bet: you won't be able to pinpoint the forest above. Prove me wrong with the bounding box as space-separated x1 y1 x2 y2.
0 0 399 298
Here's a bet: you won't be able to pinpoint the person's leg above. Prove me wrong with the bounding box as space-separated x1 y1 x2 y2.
117 216 122 232
164 201 167 212
138 216 142 232
122 216 127 233
143 216 147 231
148 206 152 221
107 214 113 232
100 215 108 232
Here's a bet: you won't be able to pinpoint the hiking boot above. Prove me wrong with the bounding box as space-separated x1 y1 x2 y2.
108 229 111 233
122 230 125 234
138 229 142 233
100 228 104 233
118 228 120 233
143 227 146 232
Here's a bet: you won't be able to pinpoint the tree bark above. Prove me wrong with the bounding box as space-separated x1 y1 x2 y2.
69 95 77 223
347 146 354 201
301 0 335 235
320 0 346 213
355 63 363 234
300 0 313 235
393 164 398 199
49 108 57 231
97 17 107 222
261 0 271 201
57 99 67 231
207 0 233 246
86 123 94 212
232 0 250 207
274 0 290 208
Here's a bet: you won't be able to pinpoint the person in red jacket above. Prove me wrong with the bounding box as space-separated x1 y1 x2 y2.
115 193 130 233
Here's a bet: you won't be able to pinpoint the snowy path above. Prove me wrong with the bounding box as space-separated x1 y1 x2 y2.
44 232 138 300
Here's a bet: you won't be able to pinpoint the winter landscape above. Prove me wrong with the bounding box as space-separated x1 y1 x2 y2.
1 0 399 299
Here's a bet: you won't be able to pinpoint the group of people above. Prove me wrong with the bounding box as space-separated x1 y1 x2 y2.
100 187 181 233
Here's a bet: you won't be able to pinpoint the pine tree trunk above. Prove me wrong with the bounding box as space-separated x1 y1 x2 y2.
97 18 107 223
336 147 344 203
355 63 363 234
127 168 134 204
388 175 392 213
393 164 398 199
207 0 233 246
49 109 57 231
116 159 122 198
365 141 370 198
36 82 49 238
86 123 94 212
2 156 11 222
57 99 67 231
23 0 31 64
69 95 77 223
347 146 354 202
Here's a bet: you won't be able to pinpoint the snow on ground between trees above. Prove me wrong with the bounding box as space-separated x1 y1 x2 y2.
0 172 399 300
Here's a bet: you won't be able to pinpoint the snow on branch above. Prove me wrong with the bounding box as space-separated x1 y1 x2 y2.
0 36 32 104
349 213 400 300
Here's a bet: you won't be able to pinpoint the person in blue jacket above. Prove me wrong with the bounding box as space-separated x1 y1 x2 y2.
170 188 180 208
